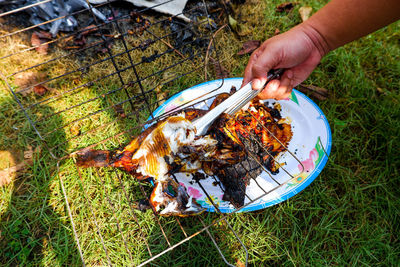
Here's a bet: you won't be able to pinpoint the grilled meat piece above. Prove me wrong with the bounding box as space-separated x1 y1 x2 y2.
203 100 293 207
224 101 292 173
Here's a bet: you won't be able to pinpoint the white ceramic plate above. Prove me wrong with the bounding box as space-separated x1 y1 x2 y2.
150 78 332 213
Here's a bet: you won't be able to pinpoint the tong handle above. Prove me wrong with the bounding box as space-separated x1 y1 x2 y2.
268 68 285 79
193 69 284 136
224 68 284 115
193 83 253 135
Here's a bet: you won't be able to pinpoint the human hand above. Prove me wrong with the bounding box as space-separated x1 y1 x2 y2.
242 24 328 99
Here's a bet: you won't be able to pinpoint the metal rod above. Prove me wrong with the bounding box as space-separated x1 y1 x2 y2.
113 169 153 257
0 0 53 18
248 110 305 172
198 218 236 267
94 168 133 262
76 166 112 266
58 162 86 266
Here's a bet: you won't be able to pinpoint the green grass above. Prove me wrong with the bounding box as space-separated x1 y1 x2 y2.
1 0 400 266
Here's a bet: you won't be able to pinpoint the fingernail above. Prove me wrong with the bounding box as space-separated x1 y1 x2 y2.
253 79 262 89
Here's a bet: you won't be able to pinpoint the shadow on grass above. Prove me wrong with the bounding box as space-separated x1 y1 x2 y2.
0 94 81 265
63 77 246 265
0 62 243 266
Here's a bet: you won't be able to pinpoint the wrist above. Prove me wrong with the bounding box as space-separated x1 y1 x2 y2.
297 23 331 58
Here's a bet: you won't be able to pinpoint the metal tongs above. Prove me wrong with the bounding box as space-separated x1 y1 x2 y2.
193 68 284 136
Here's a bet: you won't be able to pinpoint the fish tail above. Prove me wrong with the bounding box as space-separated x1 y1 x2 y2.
75 149 113 167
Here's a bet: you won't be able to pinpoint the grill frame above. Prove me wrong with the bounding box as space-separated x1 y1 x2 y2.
0 1 328 265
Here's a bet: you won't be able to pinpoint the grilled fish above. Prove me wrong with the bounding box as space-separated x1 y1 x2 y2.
76 91 292 215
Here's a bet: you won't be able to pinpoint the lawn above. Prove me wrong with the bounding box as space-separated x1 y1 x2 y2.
0 0 399 266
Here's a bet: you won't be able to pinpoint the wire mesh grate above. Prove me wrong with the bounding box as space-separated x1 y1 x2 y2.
0 0 327 265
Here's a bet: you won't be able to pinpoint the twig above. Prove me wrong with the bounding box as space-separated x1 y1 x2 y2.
144 28 185 59
297 84 329 100
209 56 230 79
299 84 328 95
159 38 185 59
204 24 228 80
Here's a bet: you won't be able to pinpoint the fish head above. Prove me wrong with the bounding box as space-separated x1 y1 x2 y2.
150 179 205 217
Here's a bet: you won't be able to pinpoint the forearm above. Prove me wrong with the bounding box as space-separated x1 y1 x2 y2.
302 0 400 54
243 0 399 99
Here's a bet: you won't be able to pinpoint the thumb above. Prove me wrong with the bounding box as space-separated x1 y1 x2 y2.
250 46 280 90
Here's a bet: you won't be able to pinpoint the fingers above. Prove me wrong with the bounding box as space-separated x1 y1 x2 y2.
242 48 261 87
248 56 275 90
257 69 294 100
252 76 268 90
242 26 324 99
257 79 280 99
243 46 294 99
242 40 281 90
257 80 292 100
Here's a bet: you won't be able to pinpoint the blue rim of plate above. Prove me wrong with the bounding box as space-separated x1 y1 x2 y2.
148 78 332 213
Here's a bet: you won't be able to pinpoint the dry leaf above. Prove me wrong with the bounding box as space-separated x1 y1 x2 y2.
162 71 176 84
0 151 17 169
376 87 389 95
24 145 39 163
155 85 168 106
299 6 312 21
35 31 52 39
31 32 45 54
14 71 48 96
237 40 261 55
113 104 126 118
24 147 33 160
0 151 17 186
0 169 13 186
228 15 238 31
276 2 295 13
70 124 81 136
31 31 52 54
274 28 281 35
0 165 21 186
157 92 168 106
155 85 163 93
63 25 98 50
33 84 49 96
0 148 37 187
94 42 113 54
236 259 245 267
210 57 229 79
14 71 46 89
73 35 86 47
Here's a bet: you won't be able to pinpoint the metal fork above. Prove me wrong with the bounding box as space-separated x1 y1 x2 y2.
193 69 284 136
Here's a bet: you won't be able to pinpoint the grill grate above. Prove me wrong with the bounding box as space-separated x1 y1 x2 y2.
0 1 326 265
